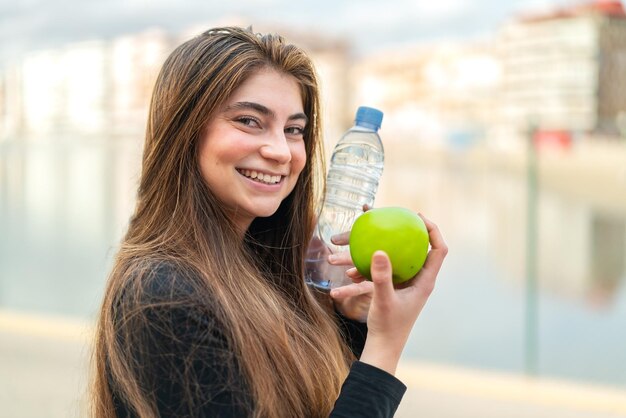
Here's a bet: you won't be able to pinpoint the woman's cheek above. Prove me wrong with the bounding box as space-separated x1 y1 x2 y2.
292 141 307 175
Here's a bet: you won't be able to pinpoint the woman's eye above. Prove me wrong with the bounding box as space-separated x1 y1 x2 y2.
285 126 305 136
236 116 261 128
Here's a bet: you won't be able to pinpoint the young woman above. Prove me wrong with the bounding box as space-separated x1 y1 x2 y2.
91 26 447 418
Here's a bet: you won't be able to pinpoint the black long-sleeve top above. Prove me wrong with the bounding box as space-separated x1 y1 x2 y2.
109 265 406 417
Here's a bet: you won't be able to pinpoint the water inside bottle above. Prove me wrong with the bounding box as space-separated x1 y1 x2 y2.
304 122 384 290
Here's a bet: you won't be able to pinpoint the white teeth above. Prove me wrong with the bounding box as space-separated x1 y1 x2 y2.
238 169 281 184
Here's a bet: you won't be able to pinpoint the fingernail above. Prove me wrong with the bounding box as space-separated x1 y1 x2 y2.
330 289 339 297
373 252 387 267
328 254 337 262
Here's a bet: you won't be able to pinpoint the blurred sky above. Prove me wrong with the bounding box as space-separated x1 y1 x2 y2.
0 0 585 63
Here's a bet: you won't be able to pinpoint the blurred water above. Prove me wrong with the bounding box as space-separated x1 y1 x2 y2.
0 137 142 319
378 150 626 389
1 136 625 389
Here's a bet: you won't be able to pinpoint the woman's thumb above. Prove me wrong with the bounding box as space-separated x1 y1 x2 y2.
370 251 394 301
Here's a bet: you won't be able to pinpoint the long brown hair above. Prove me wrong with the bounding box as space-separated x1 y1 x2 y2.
92 27 352 418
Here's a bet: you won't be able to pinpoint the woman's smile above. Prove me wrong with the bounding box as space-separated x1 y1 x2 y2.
236 168 285 185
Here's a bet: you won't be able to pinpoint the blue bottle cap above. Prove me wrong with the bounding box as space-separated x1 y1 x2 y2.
355 106 383 131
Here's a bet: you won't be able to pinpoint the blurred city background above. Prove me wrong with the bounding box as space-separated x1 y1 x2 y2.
1 0 626 417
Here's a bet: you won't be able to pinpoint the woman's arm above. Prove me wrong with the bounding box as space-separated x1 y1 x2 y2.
359 214 447 376
330 361 406 418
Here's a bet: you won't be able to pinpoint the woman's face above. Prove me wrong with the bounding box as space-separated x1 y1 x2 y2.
199 68 308 232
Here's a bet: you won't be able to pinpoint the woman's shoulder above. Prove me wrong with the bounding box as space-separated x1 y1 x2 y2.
118 258 209 306
114 258 226 336
145 260 198 297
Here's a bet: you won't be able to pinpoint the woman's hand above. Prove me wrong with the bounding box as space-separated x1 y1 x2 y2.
328 204 374 323
359 214 448 376
328 231 374 323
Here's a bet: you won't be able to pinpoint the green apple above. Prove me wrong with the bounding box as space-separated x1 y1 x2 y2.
349 207 429 284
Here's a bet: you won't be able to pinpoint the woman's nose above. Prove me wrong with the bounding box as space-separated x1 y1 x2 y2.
260 130 292 164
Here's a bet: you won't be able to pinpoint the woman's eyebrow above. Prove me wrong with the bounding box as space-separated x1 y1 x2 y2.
288 112 308 125
226 101 308 124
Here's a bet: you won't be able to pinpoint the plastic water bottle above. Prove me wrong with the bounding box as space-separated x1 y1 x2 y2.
305 106 384 290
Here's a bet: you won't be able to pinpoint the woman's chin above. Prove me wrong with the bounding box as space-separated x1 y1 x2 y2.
254 207 281 219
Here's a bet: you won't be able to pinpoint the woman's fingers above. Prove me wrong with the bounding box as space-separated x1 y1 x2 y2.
411 214 448 295
330 231 350 246
419 214 448 276
330 280 373 300
328 251 353 266
346 267 366 283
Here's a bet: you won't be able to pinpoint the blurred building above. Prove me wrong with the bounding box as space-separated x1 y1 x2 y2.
108 30 173 137
351 42 501 148
0 29 172 141
496 0 626 138
0 24 350 147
